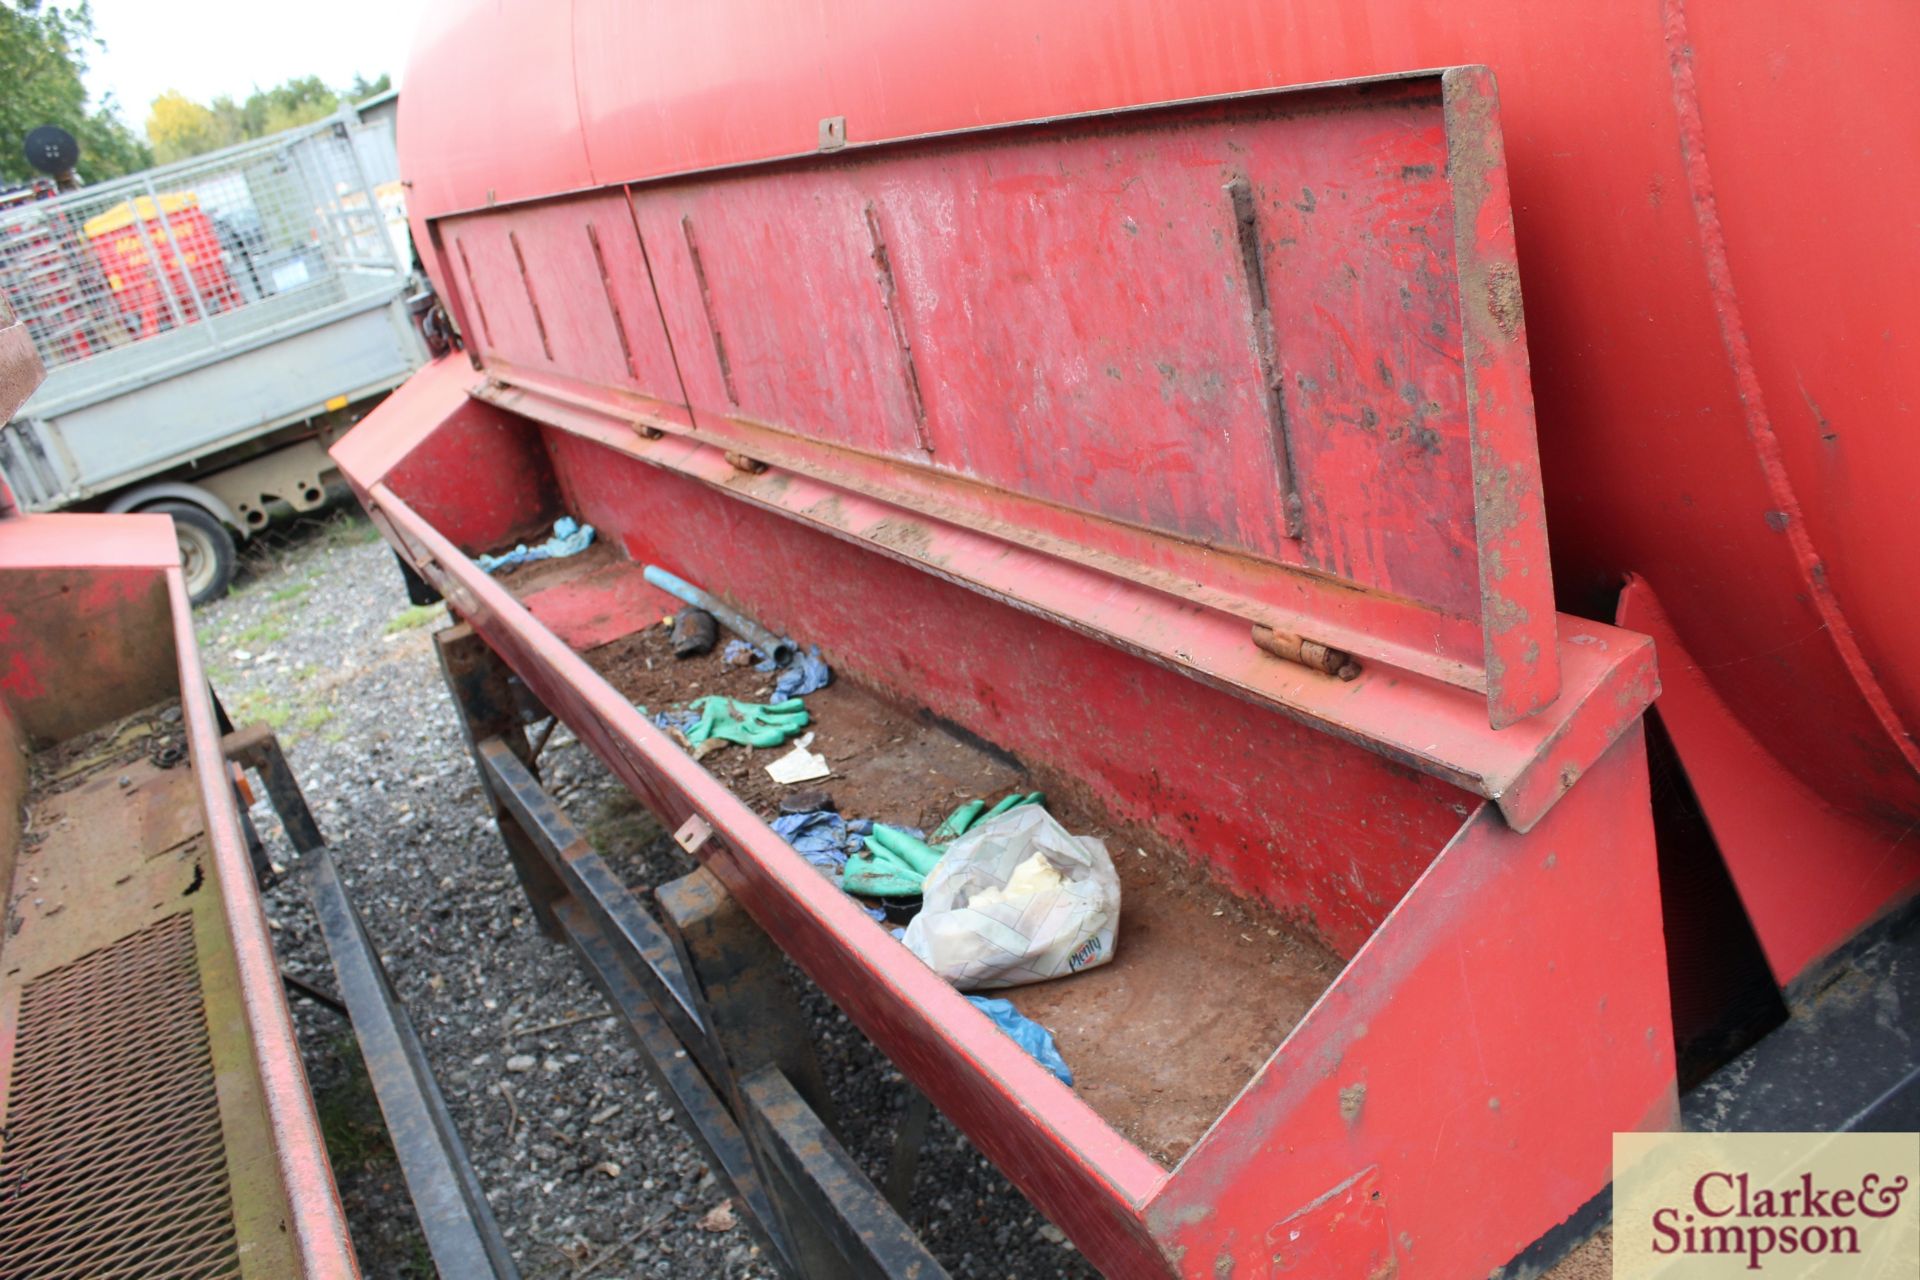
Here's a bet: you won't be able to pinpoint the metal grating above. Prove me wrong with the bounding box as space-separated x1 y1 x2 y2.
0 913 242 1279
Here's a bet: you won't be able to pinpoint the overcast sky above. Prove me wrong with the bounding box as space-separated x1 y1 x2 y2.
82 0 431 128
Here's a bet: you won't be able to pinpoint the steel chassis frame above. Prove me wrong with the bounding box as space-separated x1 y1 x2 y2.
435 621 949 1279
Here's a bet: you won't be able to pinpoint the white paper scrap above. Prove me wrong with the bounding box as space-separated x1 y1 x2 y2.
766 738 830 784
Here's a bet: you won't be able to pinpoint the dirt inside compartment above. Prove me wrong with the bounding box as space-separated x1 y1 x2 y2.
501 557 1344 1167
7 702 201 939
485 537 620 597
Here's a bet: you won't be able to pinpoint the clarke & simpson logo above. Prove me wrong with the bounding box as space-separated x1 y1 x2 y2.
1615 1132 1918 1278
1649 1168 1908 1269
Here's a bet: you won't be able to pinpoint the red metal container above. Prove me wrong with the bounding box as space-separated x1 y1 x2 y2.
337 63 1687 1278
340 3 1920 1274
84 194 241 335
394 0 1920 989
0 510 357 1278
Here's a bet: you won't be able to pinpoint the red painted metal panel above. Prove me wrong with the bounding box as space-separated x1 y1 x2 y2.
399 0 1920 827
1674 3 1920 770
643 82 1476 588
0 515 358 1278
381 395 562 555
489 375 1494 694
398 0 590 220
484 394 1651 834
162 563 361 1278
346 375 1654 837
330 355 476 490
0 511 182 570
438 71 1560 726
0 514 180 745
1618 577 1920 985
538 429 1464 954
358 1 1920 1263
523 564 673 652
1440 68 1557 726
1148 727 1676 1278
449 195 688 417
631 82 1476 598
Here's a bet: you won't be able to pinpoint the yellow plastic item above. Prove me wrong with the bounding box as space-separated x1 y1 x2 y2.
82 193 201 238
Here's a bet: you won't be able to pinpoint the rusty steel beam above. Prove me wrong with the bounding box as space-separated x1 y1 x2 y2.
477 735 712 1067
224 721 326 855
435 623 568 938
309 848 520 1280
740 1066 952 1280
471 734 945 1278
555 899 795 1265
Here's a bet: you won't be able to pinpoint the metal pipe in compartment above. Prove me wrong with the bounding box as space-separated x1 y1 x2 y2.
643 565 793 665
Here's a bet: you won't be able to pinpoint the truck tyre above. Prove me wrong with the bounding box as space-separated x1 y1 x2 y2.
152 501 236 604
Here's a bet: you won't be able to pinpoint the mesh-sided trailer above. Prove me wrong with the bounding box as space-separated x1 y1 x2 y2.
0 106 429 600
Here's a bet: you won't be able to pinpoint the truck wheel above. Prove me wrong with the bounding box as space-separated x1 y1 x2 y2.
152 501 236 604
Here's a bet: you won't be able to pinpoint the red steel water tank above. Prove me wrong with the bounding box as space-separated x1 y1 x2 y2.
397 0 1920 937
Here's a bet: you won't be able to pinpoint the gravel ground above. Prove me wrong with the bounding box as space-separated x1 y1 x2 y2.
198 509 1098 1280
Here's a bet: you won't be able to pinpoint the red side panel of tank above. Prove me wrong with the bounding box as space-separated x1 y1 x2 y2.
399 0 1920 839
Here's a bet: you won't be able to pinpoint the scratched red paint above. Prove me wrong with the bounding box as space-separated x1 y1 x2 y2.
1150 728 1675 1277
0 651 41 700
438 74 1562 723
540 426 1464 953
353 3 1920 1271
0 514 359 1276
353 460 1674 1279
382 394 562 552
401 0 1920 829
340 55 1669 1280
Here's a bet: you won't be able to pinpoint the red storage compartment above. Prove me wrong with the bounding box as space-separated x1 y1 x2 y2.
340 69 1677 1277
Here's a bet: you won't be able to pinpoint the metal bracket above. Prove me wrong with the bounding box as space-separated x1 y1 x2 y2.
675 812 715 854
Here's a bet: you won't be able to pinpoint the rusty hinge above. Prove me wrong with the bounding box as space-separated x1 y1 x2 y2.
1252 624 1360 681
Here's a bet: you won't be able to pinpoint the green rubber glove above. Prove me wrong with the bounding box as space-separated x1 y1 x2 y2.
978 790 1045 826
841 857 926 898
843 794 1048 898
929 800 985 843
866 824 944 876
931 791 1045 841
843 825 936 898
683 695 810 747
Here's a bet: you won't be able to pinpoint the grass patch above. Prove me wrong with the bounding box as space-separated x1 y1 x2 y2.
587 790 666 856
267 579 313 604
298 705 336 732
230 688 291 731
326 513 385 549
314 1033 395 1172
397 1231 435 1280
383 603 445 635
233 617 290 648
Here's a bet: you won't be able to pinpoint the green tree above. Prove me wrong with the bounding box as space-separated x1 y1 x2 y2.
253 75 339 135
146 89 237 164
0 0 152 184
144 75 362 163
